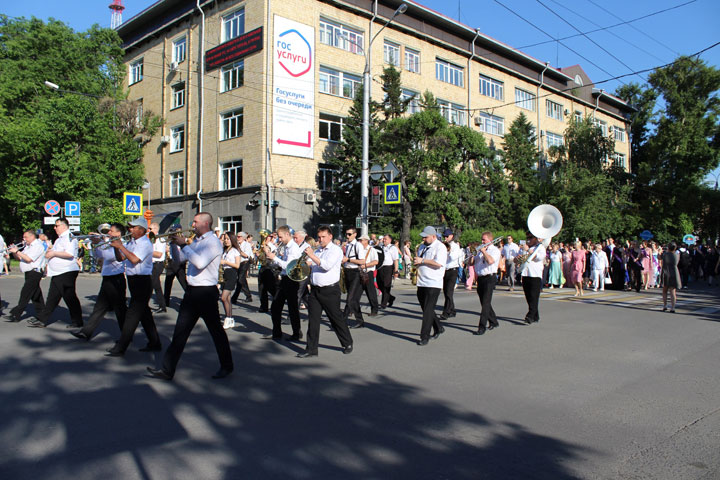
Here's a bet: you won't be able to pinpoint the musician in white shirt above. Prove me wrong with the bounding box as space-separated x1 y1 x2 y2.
470 231 502 335
342 228 365 325
264 225 303 341
413 226 447 345
231 232 254 304
28 218 82 329
299 225 353 357
7 230 46 323
148 212 233 381
501 236 520 291
377 235 400 308
149 223 167 312
293 230 311 310
353 234 379 327
521 232 547 325
441 229 463 319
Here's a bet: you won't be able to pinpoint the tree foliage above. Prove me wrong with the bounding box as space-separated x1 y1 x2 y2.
502 112 541 228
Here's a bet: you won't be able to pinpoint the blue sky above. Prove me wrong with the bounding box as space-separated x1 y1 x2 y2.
4 0 720 182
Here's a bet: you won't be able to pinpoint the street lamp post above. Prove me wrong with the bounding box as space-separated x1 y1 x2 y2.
44 80 101 99
142 180 151 211
361 3 407 237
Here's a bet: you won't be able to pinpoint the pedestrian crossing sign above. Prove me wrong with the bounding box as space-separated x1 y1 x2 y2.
384 182 401 204
123 192 143 215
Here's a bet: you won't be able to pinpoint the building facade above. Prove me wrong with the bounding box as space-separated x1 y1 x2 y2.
117 0 633 235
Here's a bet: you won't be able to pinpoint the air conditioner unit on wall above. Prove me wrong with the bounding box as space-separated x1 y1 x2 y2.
304 192 317 203
474 117 483 126
169 61 179 71
160 135 171 144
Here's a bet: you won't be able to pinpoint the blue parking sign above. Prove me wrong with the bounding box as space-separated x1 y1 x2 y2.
65 201 81 217
123 192 143 215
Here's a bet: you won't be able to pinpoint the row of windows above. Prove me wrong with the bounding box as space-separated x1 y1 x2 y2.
319 66 360 99
166 160 243 198
168 107 244 152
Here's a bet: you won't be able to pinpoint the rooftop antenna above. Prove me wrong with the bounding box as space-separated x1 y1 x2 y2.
109 0 125 29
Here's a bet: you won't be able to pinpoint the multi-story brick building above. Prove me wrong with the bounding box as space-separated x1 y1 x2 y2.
117 0 633 235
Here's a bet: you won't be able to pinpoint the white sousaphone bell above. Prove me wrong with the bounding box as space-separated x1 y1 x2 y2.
517 204 563 273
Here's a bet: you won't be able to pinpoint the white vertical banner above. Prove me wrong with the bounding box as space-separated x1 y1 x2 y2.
272 16 315 159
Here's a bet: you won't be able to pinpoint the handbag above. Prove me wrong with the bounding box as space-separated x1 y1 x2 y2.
604 272 612 284
359 246 372 285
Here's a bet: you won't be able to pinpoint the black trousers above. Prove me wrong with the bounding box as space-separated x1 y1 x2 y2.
417 286 442 341
522 276 542 322
80 273 127 338
297 275 310 306
442 268 459 316
680 266 690 287
306 283 352 354
162 285 233 377
476 274 498 328
258 266 278 310
164 262 187 304
151 261 166 308
232 261 252 302
38 271 82 326
362 271 379 313
628 263 642 292
377 265 394 307
342 269 363 321
116 275 159 352
271 276 300 337
10 270 45 320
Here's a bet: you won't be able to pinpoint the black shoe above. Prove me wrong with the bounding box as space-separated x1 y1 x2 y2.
416 338 429 346
66 323 83 329
473 327 486 336
211 367 233 379
378 305 387 310
448 312 456 318
287 333 303 342
4 314 21 322
524 317 533 325
368 311 379 317
439 313 449 320
105 348 125 357
431 331 441 340
26 319 46 328
139 343 162 352
146 367 173 380
388 296 395 307
71 331 90 341
488 323 499 330
244 297 253 303
439 326 446 334
350 322 365 329
297 351 318 358
258 308 269 313
343 344 353 354
281 318 291 325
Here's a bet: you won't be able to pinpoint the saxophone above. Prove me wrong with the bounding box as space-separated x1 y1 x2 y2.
411 262 418 286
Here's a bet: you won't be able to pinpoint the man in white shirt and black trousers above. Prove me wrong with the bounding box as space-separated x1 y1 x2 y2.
342 227 365 325
414 226 447 346
299 225 353 357
147 212 233 380
28 218 83 329
521 232 547 325
441 228 463 319
471 231 502 335
149 222 167 313
377 234 399 309
264 225 303 341
71 223 127 342
6 230 46 323
231 232 254 304
105 217 161 356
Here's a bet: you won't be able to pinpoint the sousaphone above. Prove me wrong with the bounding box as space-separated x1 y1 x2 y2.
518 204 563 273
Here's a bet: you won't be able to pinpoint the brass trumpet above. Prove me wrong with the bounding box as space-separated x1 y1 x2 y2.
286 252 311 282
256 229 271 267
149 229 196 243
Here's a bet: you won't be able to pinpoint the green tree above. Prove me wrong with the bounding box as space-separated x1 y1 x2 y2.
614 82 657 178
502 112 541 230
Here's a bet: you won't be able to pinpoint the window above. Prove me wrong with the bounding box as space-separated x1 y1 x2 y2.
221 60 244 92
222 9 245 42
135 99 143 127
170 125 184 152
221 160 243 190
476 112 504 136
319 67 360 99
593 118 608 136
546 100 564 120
438 100 466 125
221 108 244 140
383 40 401 66
613 126 626 142
612 152 626 169
405 48 420 73
479 74 504 100
219 216 242 234
401 89 420 114
172 36 186 64
171 83 185 109
574 111 583 123
319 18 363 54
515 88 536 111
546 131 564 149
129 59 143 85
319 113 343 142
436 59 464 87
170 171 184 196
318 166 335 192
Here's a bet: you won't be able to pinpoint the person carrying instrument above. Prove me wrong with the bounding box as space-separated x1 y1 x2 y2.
377 234 400 309
164 230 188 306
264 225 302 341
521 232 547 325
299 225 353 357
147 212 233 380
414 226 447 346
470 231 501 335
220 231 241 329
441 228 463 319
342 228 365 326
27 218 83 329
353 234 379 327
148 223 168 313
231 231 254 304
6 230 45 323
257 231 278 313
105 217 161 356
70 223 127 342
293 229 311 310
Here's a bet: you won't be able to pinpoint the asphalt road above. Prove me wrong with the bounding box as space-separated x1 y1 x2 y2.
0 272 718 479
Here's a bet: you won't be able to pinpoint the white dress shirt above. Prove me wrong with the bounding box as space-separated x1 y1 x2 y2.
153 238 166 263
502 242 520 261
416 239 447 289
343 240 363 269
124 235 154 276
592 251 609 271
47 230 80 277
19 239 46 273
382 244 399 267
95 245 125 276
363 245 378 272
446 241 463 269
172 231 223 286
521 244 547 278
474 244 502 276
239 240 254 263
310 242 343 286
272 240 301 276
222 247 240 269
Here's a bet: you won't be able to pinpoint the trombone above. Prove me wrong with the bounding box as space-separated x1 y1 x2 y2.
149 229 196 243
